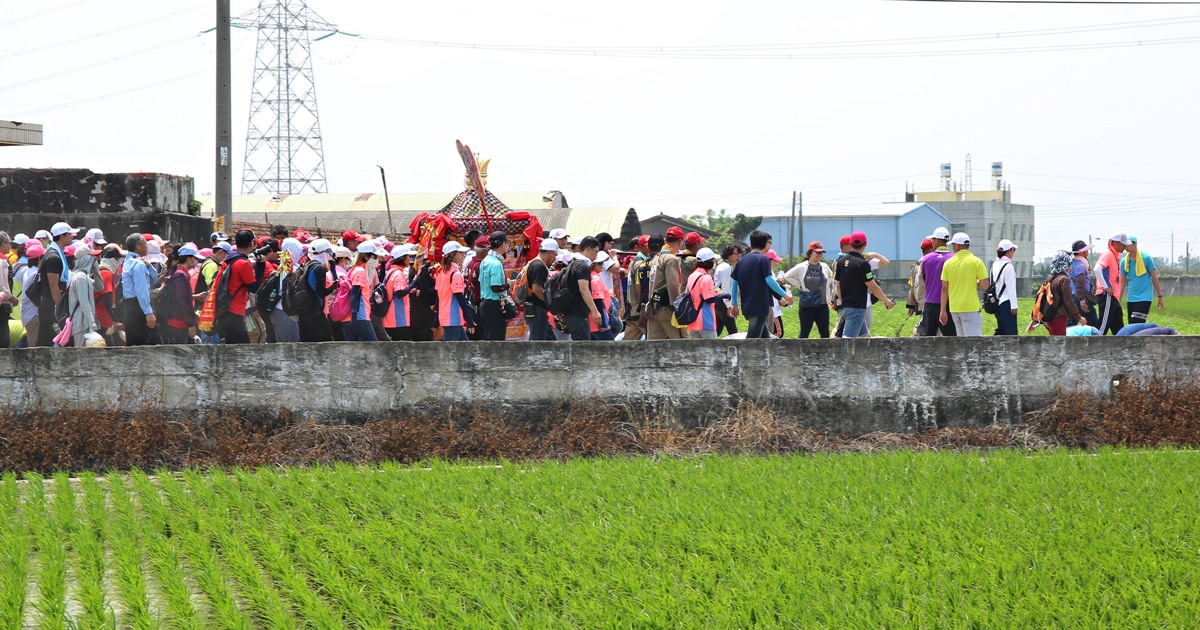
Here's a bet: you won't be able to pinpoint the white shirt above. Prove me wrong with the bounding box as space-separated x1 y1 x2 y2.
714 260 733 306
991 256 1018 307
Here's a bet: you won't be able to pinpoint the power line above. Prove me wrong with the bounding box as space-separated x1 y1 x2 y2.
0 0 98 28
6 70 208 118
895 0 1200 4
0 33 200 92
0 4 205 61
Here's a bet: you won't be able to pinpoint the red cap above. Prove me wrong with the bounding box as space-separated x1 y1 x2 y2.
807 241 825 252
839 235 852 247
256 236 272 248
665 226 685 240
294 229 312 243
920 238 933 251
849 230 868 246
684 231 706 246
473 235 490 248
342 230 364 243
142 233 156 243
637 235 650 247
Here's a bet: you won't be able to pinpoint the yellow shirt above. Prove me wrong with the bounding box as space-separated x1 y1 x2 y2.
940 249 988 313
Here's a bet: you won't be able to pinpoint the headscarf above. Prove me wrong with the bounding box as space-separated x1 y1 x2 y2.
280 238 305 273
1049 250 1072 276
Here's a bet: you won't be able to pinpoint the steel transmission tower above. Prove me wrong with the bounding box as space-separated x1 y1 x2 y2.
236 1 336 194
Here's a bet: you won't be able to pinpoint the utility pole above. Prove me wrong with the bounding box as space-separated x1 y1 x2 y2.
790 191 796 259
215 0 233 232
378 165 395 236
797 191 803 255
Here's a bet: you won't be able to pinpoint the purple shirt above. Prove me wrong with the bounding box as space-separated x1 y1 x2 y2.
920 249 953 305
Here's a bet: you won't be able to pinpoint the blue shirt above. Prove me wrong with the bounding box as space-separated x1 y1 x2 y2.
730 251 785 317
121 253 157 315
1120 251 1157 303
479 251 507 301
1068 258 1091 297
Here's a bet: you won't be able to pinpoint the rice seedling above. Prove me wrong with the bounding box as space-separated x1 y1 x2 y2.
102 472 155 630
122 471 202 629
73 472 114 628
0 472 30 628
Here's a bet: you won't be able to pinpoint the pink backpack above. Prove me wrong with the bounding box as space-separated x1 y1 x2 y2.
326 265 352 321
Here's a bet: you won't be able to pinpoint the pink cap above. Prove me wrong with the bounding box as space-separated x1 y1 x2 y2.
25 241 46 258
766 249 783 262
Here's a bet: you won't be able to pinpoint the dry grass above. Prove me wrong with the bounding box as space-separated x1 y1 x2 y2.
1 376 1198 474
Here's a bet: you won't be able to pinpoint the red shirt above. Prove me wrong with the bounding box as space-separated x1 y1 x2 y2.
95 268 114 329
226 257 257 316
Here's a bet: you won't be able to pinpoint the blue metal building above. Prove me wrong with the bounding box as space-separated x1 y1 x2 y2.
755 203 949 275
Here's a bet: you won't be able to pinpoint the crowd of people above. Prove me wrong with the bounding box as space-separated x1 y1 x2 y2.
0 220 1176 349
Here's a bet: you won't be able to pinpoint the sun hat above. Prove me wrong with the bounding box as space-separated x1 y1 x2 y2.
1071 240 1091 254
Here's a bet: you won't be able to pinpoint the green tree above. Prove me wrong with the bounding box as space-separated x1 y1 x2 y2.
684 209 761 251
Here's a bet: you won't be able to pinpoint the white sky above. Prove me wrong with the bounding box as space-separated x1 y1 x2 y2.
4 0 1199 262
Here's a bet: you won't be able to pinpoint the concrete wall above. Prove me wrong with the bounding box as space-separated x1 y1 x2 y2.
0 168 193 214
1 337 1192 433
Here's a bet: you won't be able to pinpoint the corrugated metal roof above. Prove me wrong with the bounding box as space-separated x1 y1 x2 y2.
565 207 635 238
196 191 561 215
754 202 932 219
231 207 576 238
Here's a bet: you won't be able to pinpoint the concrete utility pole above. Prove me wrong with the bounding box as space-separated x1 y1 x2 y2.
790 191 796 259
797 191 803 254
378 165 395 236
215 0 233 231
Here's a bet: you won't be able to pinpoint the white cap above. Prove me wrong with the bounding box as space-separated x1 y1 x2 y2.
309 238 333 255
356 241 377 255
539 238 559 252
951 232 971 245
570 235 584 246
391 243 417 259
549 228 569 240
50 222 79 238
85 228 106 244
176 244 201 258
555 251 573 265
12 233 28 245
931 227 951 241
34 229 52 240
696 247 716 262
442 241 470 256
214 241 234 253
594 250 610 264
1109 233 1131 246
997 239 1016 251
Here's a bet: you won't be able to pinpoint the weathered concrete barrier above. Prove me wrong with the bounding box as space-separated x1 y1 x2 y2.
1 337 1193 433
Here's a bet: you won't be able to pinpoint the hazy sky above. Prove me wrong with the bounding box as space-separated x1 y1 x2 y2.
4 0 1199 261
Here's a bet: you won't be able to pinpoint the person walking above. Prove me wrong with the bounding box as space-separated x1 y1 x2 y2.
1120 236 1164 326
345 241 379 341
833 230 895 338
646 227 686 340
939 233 989 337
522 239 557 341
65 243 102 347
686 247 728 340
563 237 603 341
1069 240 1098 328
435 241 476 341
730 231 793 339
991 239 1019 336
159 245 203 344
588 255 615 341
918 227 956 337
214 230 260 345
906 238 934 336
382 244 419 341
294 238 337 342
120 233 159 346
622 235 651 341
1043 251 1087 336
1093 233 1129 335
713 244 741 336
478 231 512 341
19 241 44 347
783 241 834 339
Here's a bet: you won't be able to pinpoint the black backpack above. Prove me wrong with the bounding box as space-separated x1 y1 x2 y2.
282 261 320 316
369 268 398 319
213 254 247 318
255 269 284 315
671 275 701 325
982 262 1008 315
153 272 176 320
545 262 582 316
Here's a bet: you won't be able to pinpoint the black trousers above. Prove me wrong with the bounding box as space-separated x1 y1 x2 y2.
1097 292 1124 335
714 301 738 336
410 318 436 342
298 310 332 342
479 299 506 341
799 306 830 338
0 304 10 349
121 298 154 346
160 326 190 345
216 312 250 344
1127 301 1151 325
386 327 411 342
917 303 957 337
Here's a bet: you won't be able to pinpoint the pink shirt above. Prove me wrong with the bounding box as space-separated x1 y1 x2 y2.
686 269 718 332
382 267 410 328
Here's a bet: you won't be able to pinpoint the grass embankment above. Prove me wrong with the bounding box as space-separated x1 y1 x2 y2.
2 451 1199 626
736 295 1200 337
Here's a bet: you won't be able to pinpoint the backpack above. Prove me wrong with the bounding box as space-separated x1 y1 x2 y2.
24 268 43 303
369 268 397 319
513 260 534 304
545 262 581 316
1031 280 1058 324
282 261 320 316
255 268 284 315
671 275 701 325
213 254 248 320
982 262 1009 315
326 265 352 321
628 257 651 312
153 272 176 320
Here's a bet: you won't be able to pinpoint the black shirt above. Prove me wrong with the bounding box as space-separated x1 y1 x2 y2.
38 249 66 309
526 259 549 308
834 251 874 309
564 259 593 318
